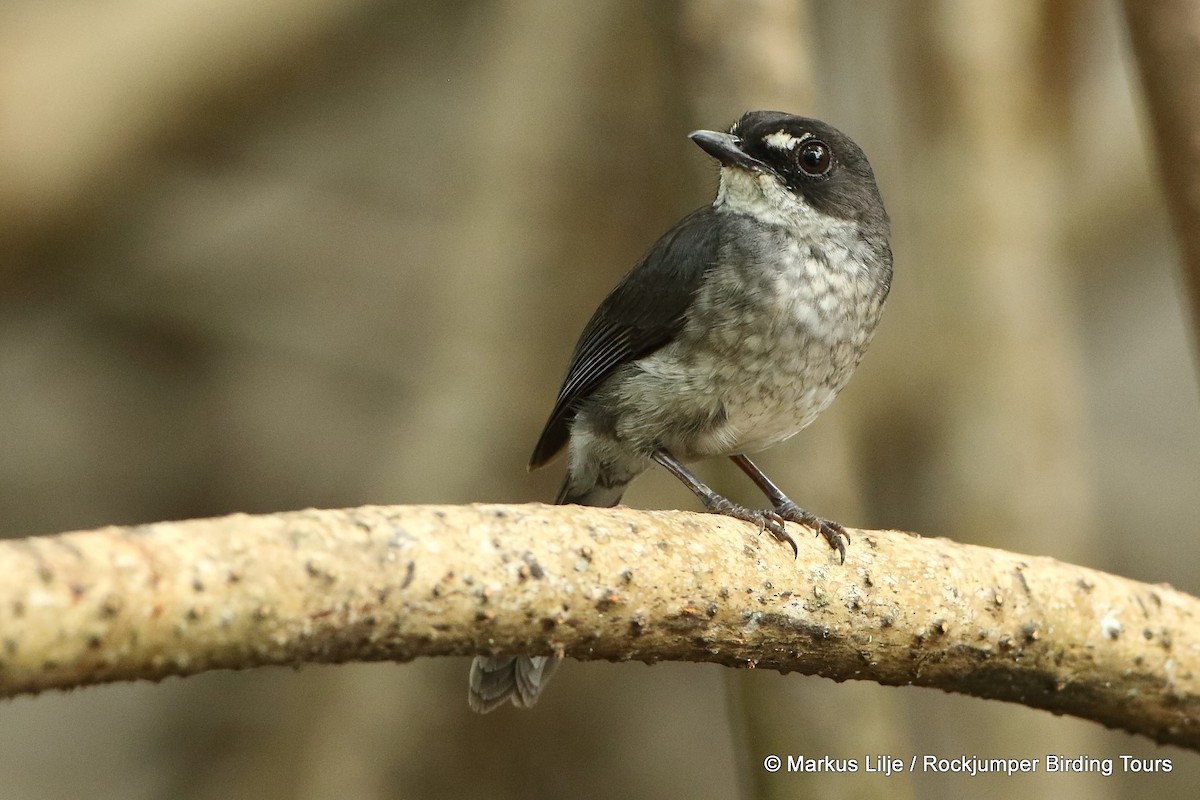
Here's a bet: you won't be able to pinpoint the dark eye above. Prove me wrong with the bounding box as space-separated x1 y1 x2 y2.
798 140 832 176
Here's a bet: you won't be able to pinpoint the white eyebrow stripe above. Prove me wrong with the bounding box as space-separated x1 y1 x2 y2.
763 130 813 151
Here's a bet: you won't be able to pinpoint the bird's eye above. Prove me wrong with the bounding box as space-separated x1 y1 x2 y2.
798 140 832 176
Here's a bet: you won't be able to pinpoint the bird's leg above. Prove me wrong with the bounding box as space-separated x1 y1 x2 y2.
730 454 849 563
651 449 798 557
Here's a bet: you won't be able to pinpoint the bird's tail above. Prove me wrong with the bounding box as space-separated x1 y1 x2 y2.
467 655 561 714
555 472 627 507
465 472 626 713
463 462 633 714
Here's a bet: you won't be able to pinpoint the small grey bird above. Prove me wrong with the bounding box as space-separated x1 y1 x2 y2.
469 110 891 713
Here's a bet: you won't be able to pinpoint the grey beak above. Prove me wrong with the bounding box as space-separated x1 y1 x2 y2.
688 130 768 171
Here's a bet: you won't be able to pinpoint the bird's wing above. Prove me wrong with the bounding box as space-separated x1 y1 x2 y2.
529 206 722 468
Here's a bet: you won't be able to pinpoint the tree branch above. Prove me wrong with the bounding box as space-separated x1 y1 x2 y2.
0 504 1196 750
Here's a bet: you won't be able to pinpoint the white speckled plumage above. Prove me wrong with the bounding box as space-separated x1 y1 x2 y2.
568 158 888 487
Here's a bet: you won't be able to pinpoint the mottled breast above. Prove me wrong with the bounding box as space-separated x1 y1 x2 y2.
673 222 888 456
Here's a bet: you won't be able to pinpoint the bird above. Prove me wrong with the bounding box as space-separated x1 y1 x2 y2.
468 110 892 713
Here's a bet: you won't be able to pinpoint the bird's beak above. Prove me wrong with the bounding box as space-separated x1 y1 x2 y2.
688 130 768 172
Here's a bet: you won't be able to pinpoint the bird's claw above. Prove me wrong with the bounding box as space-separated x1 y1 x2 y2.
761 510 799 558
774 500 849 564
700 495 849 562
700 496 800 558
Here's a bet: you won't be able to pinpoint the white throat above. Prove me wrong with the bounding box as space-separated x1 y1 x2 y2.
713 167 847 239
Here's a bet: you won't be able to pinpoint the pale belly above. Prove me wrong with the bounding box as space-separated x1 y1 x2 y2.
605 233 887 461
618 322 870 459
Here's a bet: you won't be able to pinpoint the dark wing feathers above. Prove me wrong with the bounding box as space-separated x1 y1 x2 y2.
529 206 722 468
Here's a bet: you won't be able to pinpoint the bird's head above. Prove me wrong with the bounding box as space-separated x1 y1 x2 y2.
689 110 887 235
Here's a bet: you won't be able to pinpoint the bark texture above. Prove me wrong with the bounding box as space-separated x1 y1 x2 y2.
0 504 1196 750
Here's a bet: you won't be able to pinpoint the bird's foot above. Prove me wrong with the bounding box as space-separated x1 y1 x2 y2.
699 494 799 558
773 500 849 564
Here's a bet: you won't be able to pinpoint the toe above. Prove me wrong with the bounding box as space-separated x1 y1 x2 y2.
764 515 799 558
816 522 848 564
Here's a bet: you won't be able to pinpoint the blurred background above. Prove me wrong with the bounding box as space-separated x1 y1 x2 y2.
1 0 1197 798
